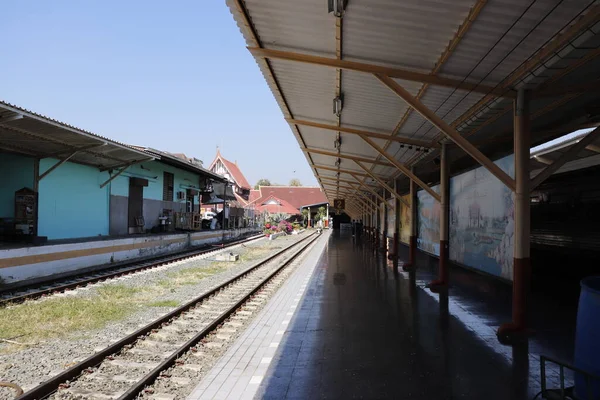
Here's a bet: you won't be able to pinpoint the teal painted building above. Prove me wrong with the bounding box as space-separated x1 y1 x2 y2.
0 152 222 241
0 101 225 243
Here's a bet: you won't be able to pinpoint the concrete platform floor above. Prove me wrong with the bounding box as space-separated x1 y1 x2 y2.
196 230 577 399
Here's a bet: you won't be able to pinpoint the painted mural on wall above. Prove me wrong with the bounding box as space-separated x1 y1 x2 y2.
380 202 385 234
417 186 440 256
399 195 411 244
386 198 395 238
449 154 515 280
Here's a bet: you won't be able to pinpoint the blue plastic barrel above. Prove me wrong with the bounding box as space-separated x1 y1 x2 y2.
574 276 600 399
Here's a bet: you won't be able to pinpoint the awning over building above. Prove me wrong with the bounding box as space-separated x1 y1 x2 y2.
138 147 227 182
0 101 154 170
202 182 237 204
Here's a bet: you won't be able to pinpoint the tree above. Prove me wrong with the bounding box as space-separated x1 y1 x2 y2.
301 208 309 226
254 178 271 189
317 206 327 221
289 178 302 186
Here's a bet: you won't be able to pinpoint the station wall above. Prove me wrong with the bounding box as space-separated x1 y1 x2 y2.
417 185 441 256
0 153 35 219
0 228 255 286
399 195 411 244
386 198 394 238
449 154 514 280
413 154 515 280
109 161 202 235
38 158 110 240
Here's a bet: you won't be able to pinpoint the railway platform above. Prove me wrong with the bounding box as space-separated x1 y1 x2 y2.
188 230 575 399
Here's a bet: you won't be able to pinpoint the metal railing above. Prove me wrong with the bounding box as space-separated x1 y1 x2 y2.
540 355 600 399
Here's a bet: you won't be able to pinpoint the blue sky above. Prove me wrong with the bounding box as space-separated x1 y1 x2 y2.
0 1 317 186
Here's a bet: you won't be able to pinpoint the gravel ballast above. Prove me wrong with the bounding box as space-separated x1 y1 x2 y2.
0 232 309 400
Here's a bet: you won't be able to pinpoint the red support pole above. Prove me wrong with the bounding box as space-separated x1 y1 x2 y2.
429 143 449 291
498 89 532 343
403 168 419 271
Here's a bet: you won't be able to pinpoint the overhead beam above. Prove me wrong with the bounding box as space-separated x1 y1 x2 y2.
319 175 377 187
44 143 108 159
99 158 153 172
375 73 517 192
38 151 79 181
249 47 513 97
100 166 129 189
532 155 553 165
288 118 437 148
0 114 24 124
586 144 600 154
303 147 393 167
349 180 388 206
355 161 407 206
358 134 441 202
531 126 600 189
313 164 370 177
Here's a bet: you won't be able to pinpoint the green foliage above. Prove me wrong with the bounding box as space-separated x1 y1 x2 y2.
254 178 272 189
289 178 302 186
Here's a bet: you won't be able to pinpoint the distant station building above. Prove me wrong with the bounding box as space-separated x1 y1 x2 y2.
206 149 328 222
0 101 254 286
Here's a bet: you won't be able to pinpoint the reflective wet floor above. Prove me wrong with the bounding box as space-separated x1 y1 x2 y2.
255 231 576 399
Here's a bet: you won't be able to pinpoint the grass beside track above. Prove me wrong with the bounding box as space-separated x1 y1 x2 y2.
0 285 146 350
0 239 287 351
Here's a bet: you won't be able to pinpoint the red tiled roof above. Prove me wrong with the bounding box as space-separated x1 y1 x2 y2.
255 195 299 215
234 192 248 206
248 189 261 204
253 186 327 210
208 150 251 190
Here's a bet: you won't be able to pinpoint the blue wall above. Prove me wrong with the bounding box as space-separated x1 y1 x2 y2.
111 161 200 205
38 158 110 240
36 158 203 240
0 153 35 218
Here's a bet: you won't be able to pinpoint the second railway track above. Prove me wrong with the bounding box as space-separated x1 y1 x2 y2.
0 232 263 307
16 231 321 400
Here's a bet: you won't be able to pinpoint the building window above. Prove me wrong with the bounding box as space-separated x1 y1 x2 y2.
163 172 174 201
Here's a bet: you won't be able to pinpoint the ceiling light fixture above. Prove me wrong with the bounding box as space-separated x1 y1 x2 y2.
333 95 343 117
327 0 347 18
334 135 342 149
408 145 413 150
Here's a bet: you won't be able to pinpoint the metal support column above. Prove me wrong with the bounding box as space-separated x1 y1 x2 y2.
389 178 400 261
498 89 532 342
382 189 388 253
429 143 450 291
404 170 418 271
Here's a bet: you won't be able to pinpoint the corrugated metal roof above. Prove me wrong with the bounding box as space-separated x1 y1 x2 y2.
227 0 600 204
0 101 154 169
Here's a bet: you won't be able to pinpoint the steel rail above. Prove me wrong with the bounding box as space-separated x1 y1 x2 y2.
0 231 262 307
16 231 319 400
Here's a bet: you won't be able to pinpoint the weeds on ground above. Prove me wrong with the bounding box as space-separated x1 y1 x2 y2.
148 300 180 307
157 243 281 289
0 284 156 350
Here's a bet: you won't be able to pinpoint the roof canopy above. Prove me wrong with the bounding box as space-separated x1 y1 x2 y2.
226 0 600 204
0 101 153 170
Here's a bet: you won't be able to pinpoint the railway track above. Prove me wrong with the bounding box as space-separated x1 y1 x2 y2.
0 232 263 307
16 231 320 400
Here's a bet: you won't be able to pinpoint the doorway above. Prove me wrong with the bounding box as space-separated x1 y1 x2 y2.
128 178 147 234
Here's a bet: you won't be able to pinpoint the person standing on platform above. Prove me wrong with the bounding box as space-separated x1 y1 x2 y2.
357 219 363 239
351 220 356 237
